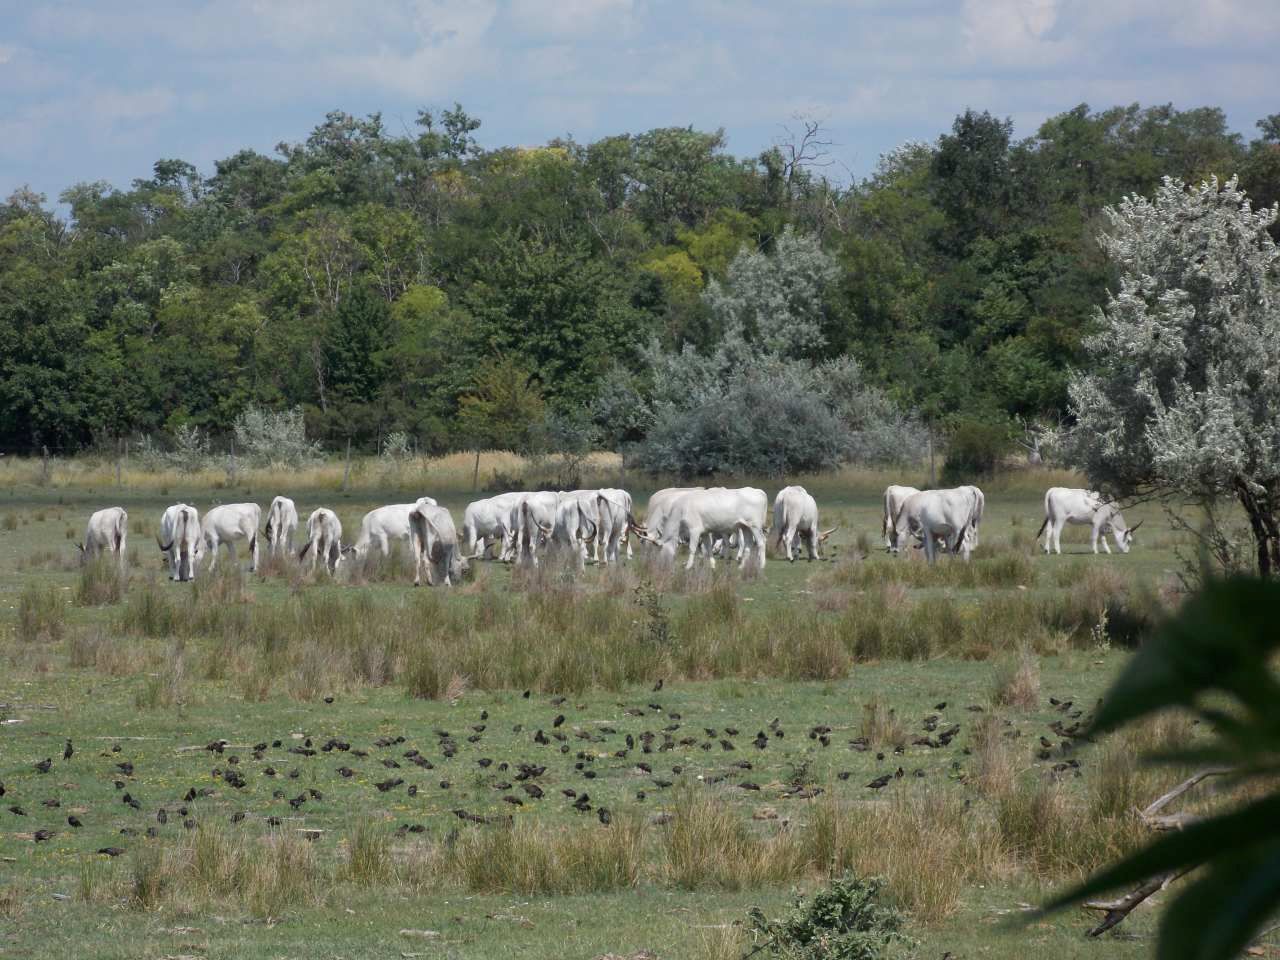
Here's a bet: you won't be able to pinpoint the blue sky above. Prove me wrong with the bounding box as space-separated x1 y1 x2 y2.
2 0 1277 206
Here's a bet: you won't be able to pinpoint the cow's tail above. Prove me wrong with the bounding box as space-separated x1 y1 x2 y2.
1035 515 1050 541
298 539 313 561
114 511 127 553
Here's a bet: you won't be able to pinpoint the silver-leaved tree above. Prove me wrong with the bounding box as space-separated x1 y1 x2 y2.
1068 176 1280 575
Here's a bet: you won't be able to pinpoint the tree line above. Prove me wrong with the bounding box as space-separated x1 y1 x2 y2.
1 102 1277 471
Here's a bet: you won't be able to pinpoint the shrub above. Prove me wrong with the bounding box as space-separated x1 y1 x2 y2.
745 872 909 960
941 417 1014 484
232 404 320 469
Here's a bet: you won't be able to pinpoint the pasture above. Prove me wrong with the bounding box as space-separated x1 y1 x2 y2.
0 454 1227 959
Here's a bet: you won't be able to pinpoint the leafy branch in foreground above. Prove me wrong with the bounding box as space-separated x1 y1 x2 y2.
1039 577 1280 958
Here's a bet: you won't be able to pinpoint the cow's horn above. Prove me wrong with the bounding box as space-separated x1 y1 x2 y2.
1129 519 1143 533
818 526 838 541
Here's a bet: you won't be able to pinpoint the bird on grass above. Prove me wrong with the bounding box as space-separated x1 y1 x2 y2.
34 758 52 774
63 739 73 761
33 829 54 842
67 815 83 828
97 847 125 857
597 808 612 825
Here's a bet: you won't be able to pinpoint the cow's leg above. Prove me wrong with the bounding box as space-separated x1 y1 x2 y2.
206 536 219 572
923 530 936 564
248 532 258 572
686 526 704 569
806 528 819 561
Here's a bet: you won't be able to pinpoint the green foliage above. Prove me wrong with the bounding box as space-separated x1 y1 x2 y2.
0 100 1270 465
746 873 909 960
942 417 1015 484
1042 578 1280 959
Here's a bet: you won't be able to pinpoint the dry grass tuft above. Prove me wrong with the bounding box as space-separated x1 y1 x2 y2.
17 583 66 644
859 697 906 749
992 648 1040 709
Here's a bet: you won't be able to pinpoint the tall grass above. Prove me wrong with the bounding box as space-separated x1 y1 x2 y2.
17 583 66 643
75 556 127 606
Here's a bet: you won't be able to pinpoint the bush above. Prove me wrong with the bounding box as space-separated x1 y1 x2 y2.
232 405 320 469
745 872 909 960
941 417 1014 484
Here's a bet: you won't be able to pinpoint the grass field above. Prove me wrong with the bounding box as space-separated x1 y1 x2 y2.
0 454 1248 959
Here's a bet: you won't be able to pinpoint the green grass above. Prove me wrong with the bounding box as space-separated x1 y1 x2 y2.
0 463 1231 959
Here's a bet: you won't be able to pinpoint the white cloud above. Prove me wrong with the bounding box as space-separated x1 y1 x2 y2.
509 0 633 36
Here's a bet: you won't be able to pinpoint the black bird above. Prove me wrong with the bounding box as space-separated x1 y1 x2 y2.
739 782 761 791
453 808 498 825
230 811 246 823
308 788 323 801
122 793 141 810
157 808 168 825
98 846 126 857
521 783 544 799
266 816 282 826
63 739 73 761
652 678 663 692
41 798 60 808
502 795 523 806
288 794 306 810
522 689 531 699
375 777 404 793
572 794 592 812
477 758 493 768
183 818 196 830
34 829 54 842
145 827 159 838
68 815 83 828
652 779 673 789
753 733 768 749
120 827 138 836
439 781 450 789
407 785 418 797
866 774 893 790
338 767 355 779
381 758 401 769
719 739 735 751
553 715 565 728
0 782 5 797
935 701 947 711
597 807 612 825
34 757 52 774
837 771 852 781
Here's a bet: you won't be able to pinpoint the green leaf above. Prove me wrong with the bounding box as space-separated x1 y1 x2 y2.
1087 578 1280 739
1041 791 1280 916
1156 840 1280 960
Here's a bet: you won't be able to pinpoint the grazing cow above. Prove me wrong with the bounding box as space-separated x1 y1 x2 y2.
298 508 343 574
595 488 637 564
551 493 601 569
344 498 438 562
641 488 703 552
462 493 525 561
515 492 559 565
264 496 299 556
80 507 128 565
959 485 985 547
772 486 835 561
882 485 920 552
201 503 261 572
409 503 465 586
157 503 201 581
1037 488 1141 555
647 487 768 570
893 489 979 563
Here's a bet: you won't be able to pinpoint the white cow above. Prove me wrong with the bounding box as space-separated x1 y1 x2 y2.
514 492 560 565
773 486 835 561
641 488 703 552
80 507 128 565
959 485 985 548
264 496 299 556
649 487 768 570
594 488 637 565
462 493 525 561
157 503 201 581
551 493 601 569
408 503 465 586
893 489 980 563
882 485 920 552
298 508 343 574
201 503 261 572
345 498 438 562
1037 488 1141 555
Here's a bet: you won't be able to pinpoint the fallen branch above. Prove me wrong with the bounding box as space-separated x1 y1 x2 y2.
1080 768 1231 937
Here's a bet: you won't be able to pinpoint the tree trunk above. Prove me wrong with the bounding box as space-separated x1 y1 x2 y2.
1234 477 1280 577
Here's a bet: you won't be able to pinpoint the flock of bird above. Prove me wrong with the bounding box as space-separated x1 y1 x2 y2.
2 682 1098 856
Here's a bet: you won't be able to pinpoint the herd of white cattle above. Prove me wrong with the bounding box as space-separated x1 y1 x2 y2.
73 484 1141 587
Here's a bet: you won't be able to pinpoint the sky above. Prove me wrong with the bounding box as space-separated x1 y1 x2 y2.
2 0 1278 206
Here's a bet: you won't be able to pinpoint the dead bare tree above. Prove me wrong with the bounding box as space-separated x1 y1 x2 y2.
774 114 835 194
